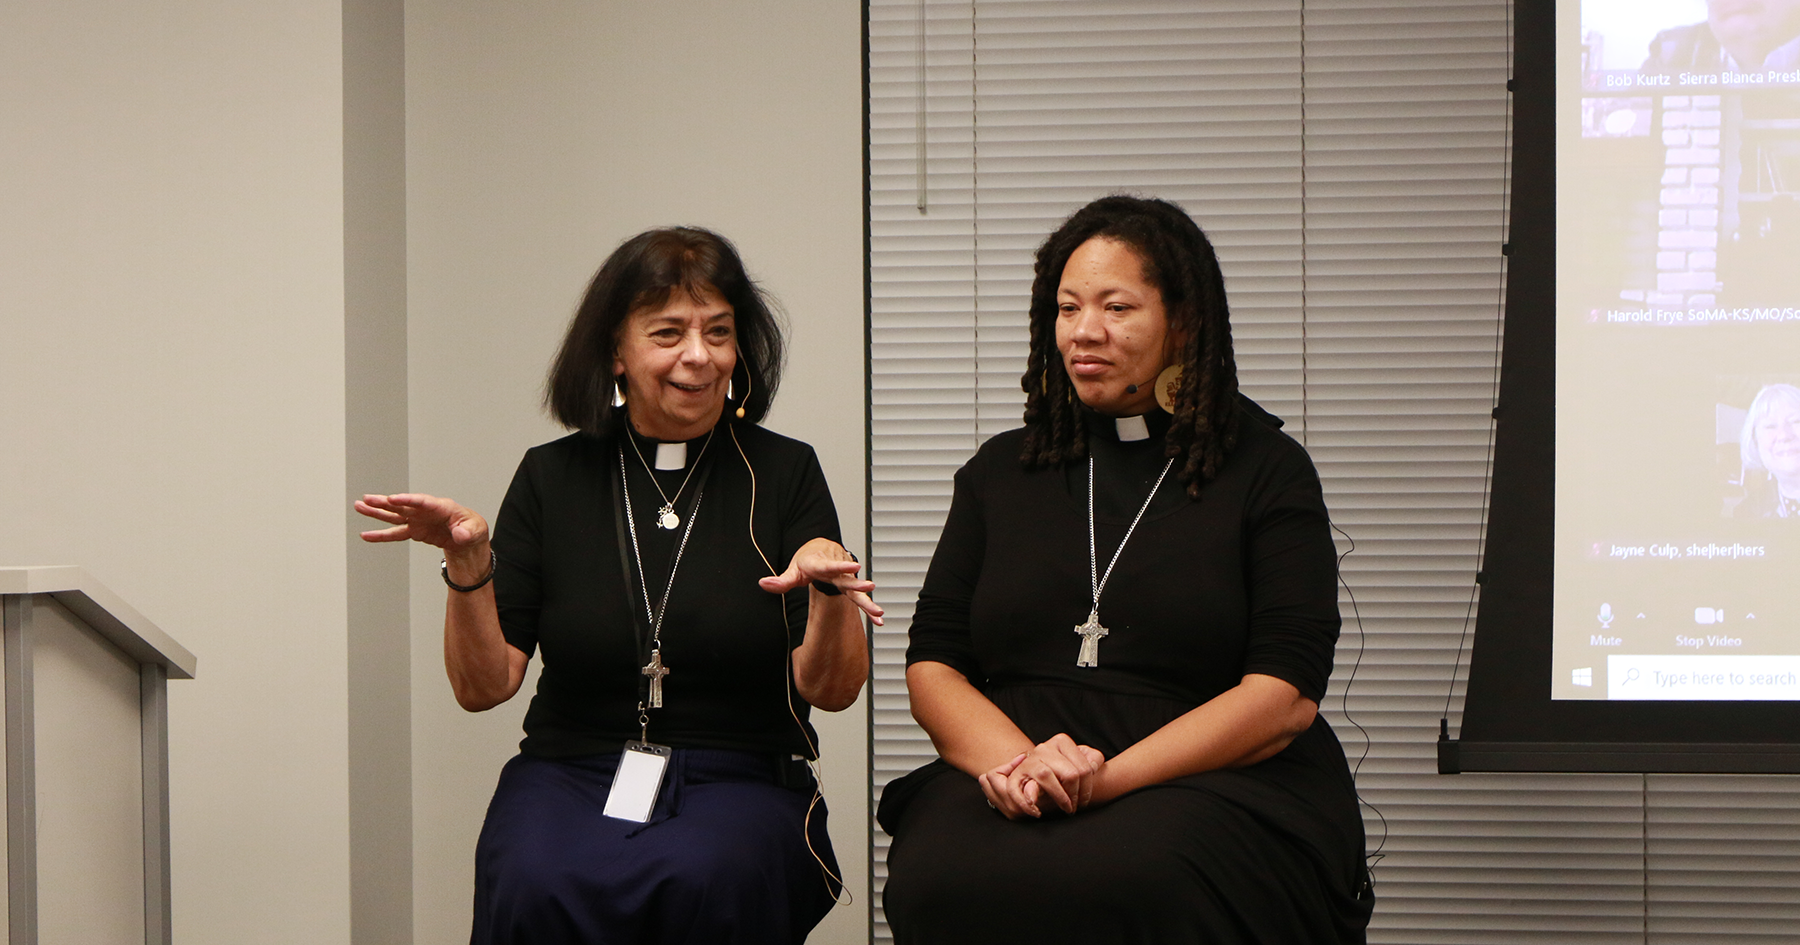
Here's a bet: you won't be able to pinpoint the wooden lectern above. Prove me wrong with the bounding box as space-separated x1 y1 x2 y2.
0 567 195 945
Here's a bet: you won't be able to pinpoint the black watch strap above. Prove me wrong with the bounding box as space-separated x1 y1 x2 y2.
811 549 857 596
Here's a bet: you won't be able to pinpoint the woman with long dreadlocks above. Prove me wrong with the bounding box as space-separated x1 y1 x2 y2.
878 196 1374 943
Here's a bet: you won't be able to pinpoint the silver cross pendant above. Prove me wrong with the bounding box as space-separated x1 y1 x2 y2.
1074 610 1108 668
641 648 672 707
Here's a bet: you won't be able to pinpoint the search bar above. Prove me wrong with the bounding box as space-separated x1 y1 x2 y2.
1607 655 1800 700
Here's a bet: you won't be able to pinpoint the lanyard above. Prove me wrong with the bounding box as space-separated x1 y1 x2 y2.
610 439 714 735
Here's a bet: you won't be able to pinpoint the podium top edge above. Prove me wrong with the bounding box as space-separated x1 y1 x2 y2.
0 566 197 679
0 566 86 594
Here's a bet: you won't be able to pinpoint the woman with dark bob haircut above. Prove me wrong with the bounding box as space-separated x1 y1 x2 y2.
880 196 1374 943
356 226 879 944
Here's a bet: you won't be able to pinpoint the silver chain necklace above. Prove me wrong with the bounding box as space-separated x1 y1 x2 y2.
619 447 704 709
1075 453 1176 668
625 427 714 529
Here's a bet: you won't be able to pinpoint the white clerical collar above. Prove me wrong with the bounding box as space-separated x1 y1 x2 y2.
653 442 687 470
1114 415 1151 442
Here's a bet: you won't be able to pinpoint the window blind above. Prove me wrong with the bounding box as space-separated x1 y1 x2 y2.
866 2 1800 942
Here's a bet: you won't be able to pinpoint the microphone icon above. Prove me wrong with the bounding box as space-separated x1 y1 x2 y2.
1598 603 1614 629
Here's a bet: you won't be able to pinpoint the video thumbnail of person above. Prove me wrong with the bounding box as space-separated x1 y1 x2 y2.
1582 0 1800 94
1569 1 1800 320
1717 378 1800 519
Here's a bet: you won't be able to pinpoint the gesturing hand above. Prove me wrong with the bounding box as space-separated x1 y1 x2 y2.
354 493 490 554
978 734 1106 820
757 537 885 625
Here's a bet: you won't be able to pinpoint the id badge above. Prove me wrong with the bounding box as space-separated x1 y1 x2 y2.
602 741 672 823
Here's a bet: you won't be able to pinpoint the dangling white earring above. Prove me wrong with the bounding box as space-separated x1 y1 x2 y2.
611 378 626 408
727 378 735 402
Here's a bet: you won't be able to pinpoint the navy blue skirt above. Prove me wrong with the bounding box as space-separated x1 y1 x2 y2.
472 748 841 945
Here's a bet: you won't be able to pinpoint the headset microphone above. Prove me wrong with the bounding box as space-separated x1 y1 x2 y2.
1125 384 1139 394
728 424 851 905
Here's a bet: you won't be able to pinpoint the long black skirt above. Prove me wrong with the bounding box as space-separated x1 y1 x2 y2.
472 748 841 945
879 686 1373 945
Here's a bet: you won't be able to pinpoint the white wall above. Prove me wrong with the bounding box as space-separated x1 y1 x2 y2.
0 1 351 942
404 2 868 943
1 2 864 942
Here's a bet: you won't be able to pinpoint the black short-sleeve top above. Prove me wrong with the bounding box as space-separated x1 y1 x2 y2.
491 420 843 759
905 400 1340 710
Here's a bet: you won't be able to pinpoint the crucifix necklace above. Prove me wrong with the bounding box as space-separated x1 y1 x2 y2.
1078 452 1176 668
619 447 705 710
626 427 714 530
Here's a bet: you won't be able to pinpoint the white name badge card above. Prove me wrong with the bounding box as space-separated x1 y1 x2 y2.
602 741 672 823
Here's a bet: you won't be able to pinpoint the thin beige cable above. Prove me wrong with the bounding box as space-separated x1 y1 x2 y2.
729 423 853 906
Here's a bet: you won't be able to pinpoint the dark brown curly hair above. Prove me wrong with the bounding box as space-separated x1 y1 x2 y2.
1020 195 1240 498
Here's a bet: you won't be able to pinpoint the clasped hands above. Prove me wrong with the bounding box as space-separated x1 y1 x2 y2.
979 733 1107 820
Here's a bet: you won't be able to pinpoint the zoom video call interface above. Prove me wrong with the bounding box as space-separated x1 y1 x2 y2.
1555 0 1800 700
